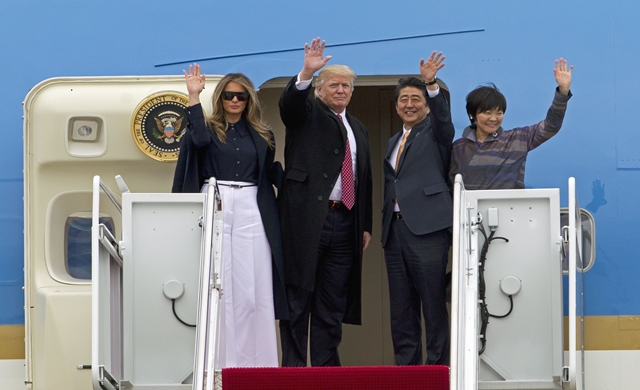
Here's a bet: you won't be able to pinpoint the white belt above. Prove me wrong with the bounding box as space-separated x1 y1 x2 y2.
215 180 256 188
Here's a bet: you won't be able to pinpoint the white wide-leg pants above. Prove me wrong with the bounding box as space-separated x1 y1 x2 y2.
203 181 278 368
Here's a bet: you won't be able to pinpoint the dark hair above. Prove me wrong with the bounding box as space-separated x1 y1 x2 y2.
394 77 426 102
394 76 452 110
466 83 507 127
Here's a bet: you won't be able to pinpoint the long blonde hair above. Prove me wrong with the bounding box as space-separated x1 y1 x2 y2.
204 73 273 148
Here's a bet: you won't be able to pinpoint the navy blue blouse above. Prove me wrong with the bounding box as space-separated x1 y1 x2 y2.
184 103 258 184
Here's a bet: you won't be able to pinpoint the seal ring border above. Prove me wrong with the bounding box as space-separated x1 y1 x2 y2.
131 91 189 162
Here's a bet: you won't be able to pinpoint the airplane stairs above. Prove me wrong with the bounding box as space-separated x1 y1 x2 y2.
91 178 450 390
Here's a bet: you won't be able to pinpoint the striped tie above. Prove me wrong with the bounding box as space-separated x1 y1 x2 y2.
394 131 410 171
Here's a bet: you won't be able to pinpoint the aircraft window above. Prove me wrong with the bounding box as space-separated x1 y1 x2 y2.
560 208 595 273
64 216 114 280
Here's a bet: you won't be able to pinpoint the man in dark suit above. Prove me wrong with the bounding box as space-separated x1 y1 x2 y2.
381 52 454 365
278 37 373 367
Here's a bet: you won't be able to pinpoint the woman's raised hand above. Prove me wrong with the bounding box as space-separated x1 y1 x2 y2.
183 63 206 96
554 58 573 95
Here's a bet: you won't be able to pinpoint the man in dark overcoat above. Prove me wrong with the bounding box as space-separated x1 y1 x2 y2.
278 37 373 366
381 52 454 366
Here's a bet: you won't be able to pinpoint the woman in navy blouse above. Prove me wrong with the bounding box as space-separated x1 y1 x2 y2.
172 64 287 368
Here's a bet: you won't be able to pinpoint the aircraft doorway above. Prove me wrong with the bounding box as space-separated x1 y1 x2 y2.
258 78 423 366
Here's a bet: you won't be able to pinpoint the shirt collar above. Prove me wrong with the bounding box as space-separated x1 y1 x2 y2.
462 125 503 143
227 118 249 138
332 109 347 120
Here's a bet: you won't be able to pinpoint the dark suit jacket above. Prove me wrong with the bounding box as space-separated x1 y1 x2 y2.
381 90 454 247
172 106 288 320
278 76 372 325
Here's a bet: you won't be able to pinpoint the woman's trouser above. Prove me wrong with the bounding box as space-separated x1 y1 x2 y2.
203 181 278 368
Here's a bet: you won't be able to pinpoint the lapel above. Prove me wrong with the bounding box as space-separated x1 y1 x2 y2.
386 131 402 160
396 116 430 173
319 99 365 177
319 99 347 140
345 112 368 178
247 123 267 182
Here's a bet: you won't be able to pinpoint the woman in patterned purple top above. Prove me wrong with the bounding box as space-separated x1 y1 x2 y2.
450 59 573 190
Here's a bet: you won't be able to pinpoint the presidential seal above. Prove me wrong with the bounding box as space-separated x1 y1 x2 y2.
131 92 189 162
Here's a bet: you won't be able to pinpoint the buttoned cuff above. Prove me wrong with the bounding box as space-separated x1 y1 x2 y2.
185 103 205 120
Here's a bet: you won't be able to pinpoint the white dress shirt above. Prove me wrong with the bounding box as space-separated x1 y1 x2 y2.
296 74 357 201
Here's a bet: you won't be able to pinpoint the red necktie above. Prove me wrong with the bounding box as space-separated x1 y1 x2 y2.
338 114 355 210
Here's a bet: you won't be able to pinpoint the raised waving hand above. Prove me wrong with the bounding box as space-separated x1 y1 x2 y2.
300 37 333 80
419 51 446 86
183 63 206 105
554 58 573 95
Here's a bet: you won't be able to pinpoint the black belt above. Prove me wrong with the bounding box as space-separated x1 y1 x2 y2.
393 212 404 220
328 200 347 210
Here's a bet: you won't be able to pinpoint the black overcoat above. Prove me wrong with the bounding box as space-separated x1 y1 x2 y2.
278 76 373 325
172 105 288 320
